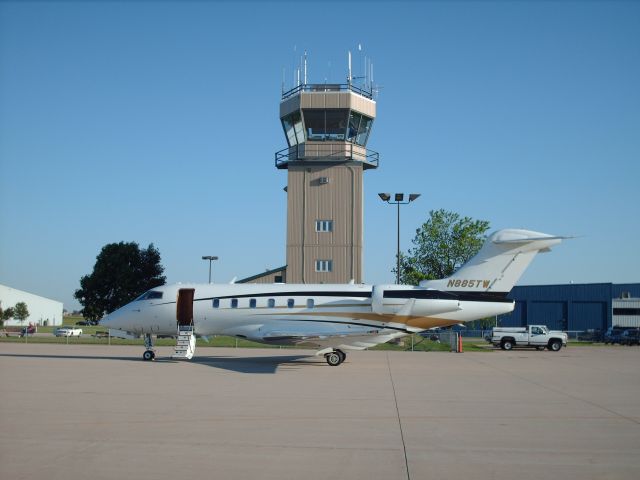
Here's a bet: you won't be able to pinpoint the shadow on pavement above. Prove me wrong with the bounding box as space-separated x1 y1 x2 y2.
0 351 321 374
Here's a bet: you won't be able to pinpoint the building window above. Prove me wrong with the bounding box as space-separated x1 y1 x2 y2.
347 112 373 146
250 299 257 308
281 111 304 146
274 275 283 283
303 109 348 141
231 299 238 309
306 299 315 309
315 260 333 272
212 299 220 308
268 298 275 308
315 220 333 232
287 299 295 308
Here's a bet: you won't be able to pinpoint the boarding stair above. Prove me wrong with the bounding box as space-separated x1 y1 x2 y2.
172 324 196 360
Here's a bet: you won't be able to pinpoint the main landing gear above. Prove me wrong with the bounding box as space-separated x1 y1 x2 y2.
143 333 156 361
324 349 346 366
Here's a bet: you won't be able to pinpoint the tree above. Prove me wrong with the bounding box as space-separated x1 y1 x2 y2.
74 242 166 320
13 302 29 325
397 209 491 285
0 306 14 326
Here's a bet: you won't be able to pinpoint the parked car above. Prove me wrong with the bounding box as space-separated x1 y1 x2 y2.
603 327 632 345
577 329 603 342
620 329 640 346
54 327 82 337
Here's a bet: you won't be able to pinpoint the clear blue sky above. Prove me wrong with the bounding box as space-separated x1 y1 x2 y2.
1 1 639 310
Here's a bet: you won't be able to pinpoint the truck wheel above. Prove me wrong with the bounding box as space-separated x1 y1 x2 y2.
549 340 562 352
502 340 513 351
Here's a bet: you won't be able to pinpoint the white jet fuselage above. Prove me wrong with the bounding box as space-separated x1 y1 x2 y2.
102 282 514 350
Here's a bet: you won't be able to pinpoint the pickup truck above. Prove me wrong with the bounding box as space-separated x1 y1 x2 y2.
490 325 567 351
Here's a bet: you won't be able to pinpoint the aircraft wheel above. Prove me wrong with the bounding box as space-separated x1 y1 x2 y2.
143 350 155 361
325 351 342 366
336 349 346 363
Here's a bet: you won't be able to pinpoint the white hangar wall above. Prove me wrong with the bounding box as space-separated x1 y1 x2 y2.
0 284 64 326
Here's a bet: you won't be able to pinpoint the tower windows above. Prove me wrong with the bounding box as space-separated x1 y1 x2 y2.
281 111 304 146
302 109 348 141
315 260 333 272
315 220 333 232
347 112 373 145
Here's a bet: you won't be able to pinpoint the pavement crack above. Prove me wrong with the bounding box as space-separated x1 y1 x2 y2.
386 352 411 480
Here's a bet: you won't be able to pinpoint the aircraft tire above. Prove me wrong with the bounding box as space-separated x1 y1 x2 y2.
143 350 155 361
336 349 346 363
325 351 342 366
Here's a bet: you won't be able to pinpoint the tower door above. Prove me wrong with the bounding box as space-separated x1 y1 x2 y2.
176 288 195 327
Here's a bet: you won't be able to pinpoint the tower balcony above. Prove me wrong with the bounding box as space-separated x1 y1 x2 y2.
275 142 379 170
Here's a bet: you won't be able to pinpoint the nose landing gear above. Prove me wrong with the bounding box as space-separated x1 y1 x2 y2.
324 349 346 366
143 334 156 361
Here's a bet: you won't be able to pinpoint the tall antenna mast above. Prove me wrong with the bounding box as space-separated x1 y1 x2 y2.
303 51 308 85
348 50 352 86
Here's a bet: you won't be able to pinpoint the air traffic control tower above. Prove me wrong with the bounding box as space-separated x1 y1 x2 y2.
276 78 378 284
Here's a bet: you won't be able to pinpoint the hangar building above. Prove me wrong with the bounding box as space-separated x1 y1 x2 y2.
0 284 64 327
500 283 640 332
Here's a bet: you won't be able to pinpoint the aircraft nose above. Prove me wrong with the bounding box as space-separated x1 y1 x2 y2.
100 307 128 330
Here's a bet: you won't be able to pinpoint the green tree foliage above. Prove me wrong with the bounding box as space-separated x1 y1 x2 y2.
0 306 14 326
74 242 166 320
12 302 29 324
397 209 491 285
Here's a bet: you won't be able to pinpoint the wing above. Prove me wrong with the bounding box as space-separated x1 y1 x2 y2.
260 328 407 350
222 320 408 351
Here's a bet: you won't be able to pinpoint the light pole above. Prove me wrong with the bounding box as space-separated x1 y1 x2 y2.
378 193 421 284
201 256 218 283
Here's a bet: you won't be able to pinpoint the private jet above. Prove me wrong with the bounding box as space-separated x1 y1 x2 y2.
101 229 566 366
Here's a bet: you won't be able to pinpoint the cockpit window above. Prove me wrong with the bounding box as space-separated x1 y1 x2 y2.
135 290 163 301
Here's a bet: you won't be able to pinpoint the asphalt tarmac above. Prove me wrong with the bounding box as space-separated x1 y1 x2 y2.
1 343 639 480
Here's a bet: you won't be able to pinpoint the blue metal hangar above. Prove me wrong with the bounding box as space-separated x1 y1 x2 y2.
499 283 640 331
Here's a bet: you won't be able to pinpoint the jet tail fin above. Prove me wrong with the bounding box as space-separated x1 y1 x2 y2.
419 229 568 294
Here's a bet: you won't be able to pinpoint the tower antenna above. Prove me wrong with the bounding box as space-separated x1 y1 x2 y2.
304 51 308 85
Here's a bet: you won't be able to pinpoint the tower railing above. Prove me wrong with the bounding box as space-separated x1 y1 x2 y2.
281 83 374 101
275 144 379 169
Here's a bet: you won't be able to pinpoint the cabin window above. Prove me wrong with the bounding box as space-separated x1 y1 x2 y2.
315 260 333 272
287 298 295 308
315 220 333 232
250 299 257 308
268 298 275 308
212 298 220 308
231 299 238 309
307 299 315 309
